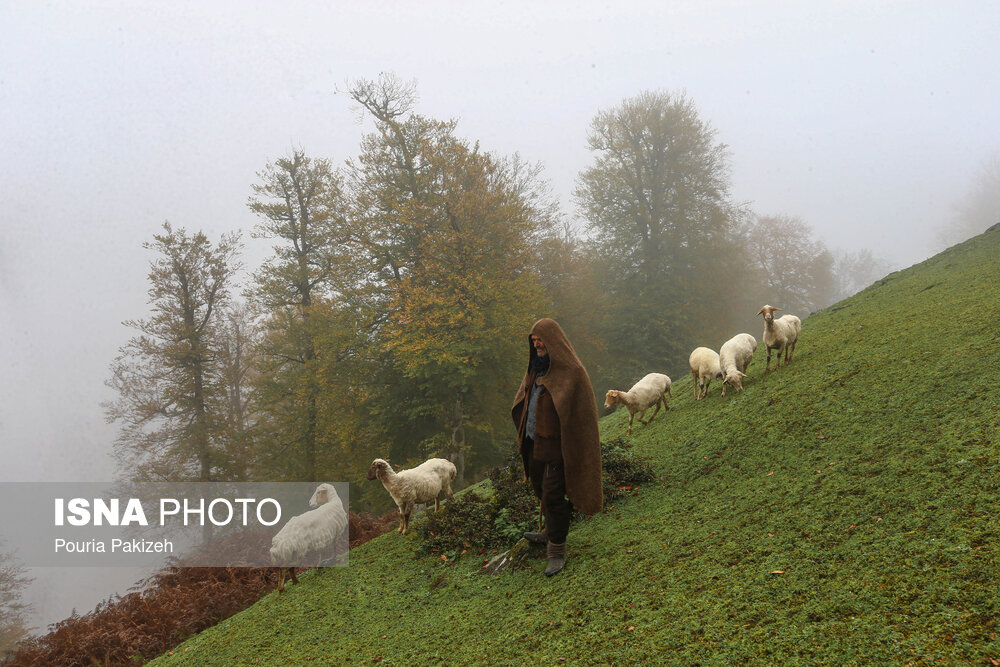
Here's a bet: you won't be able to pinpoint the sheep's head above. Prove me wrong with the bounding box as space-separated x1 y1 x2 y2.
603 390 621 409
366 458 390 481
309 483 335 508
757 305 780 323
723 370 746 392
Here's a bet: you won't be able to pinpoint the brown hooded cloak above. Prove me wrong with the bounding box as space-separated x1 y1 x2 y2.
511 318 603 515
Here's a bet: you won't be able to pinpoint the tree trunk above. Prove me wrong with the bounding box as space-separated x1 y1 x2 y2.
450 391 466 488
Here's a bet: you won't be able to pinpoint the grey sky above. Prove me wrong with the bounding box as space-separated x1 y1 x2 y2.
2 0 998 630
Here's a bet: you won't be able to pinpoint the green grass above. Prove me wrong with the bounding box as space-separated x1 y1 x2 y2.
152 229 1000 665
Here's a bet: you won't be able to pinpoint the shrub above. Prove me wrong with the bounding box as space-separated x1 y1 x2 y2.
2 511 398 666
419 440 656 557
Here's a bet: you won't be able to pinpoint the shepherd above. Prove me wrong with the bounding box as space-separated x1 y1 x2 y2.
511 318 603 576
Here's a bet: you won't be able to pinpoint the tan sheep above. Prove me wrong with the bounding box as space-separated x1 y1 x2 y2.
366 457 456 535
604 372 672 436
757 305 801 371
689 347 722 400
719 333 757 396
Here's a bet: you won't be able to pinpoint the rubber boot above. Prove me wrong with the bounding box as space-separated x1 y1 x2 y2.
544 541 566 577
523 529 547 545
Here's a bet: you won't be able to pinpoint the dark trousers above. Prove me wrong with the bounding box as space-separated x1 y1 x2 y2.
528 457 573 544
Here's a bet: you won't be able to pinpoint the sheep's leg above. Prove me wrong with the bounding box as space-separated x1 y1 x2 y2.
663 391 670 409
277 567 286 593
765 347 772 372
643 401 661 424
627 412 634 436
637 408 648 424
289 567 299 586
434 497 440 513
691 370 700 400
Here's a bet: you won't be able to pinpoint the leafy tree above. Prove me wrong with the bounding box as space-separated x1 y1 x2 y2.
247 150 352 481
745 214 835 314
534 222 608 391
105 223 243 482
212 302 261 481
0 544 33 657
345 74 551 485
575 89 742 381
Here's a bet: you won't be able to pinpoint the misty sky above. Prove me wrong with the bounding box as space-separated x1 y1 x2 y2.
2 0 999 629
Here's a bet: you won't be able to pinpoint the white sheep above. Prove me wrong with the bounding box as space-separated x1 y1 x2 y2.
689 347 723 400
604 373 672 436
366 457 456 535
757 305 801 372
269 483 348 593
719 333 758 396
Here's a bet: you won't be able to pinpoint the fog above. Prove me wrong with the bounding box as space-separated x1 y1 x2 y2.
2 0 998 634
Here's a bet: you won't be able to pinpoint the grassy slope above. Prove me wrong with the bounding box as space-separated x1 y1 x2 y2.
153 229 1000 666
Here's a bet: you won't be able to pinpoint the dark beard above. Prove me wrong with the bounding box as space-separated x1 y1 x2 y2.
531 354 550 373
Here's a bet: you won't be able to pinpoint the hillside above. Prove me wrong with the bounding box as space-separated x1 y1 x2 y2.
152 228 1000 665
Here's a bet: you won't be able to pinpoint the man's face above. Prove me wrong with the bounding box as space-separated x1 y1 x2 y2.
531 334 547 356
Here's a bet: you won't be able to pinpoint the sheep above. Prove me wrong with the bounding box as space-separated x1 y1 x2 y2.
366 457 457 535
689 347 723 400
756 305 801 372
269 483 348 593
604 373 672 436
719 333 758 396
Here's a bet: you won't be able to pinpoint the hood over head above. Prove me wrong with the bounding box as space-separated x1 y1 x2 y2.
511 318 603 514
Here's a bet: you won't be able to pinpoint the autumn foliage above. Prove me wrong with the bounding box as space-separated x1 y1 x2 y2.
2 511 396 666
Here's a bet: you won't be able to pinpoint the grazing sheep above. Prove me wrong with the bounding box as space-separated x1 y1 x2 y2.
719 333 758 396
604 373 672 436
689 347 723 400
757 305 801 372
367 457 456 535
269 483 348 593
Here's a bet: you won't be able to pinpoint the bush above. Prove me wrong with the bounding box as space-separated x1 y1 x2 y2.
419 440 656 558
2 511 398 666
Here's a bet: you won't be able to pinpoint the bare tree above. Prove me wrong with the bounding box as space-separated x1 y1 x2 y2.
0 543 33 656
832 248 895 301
938 152 1000 247
746 214 835 314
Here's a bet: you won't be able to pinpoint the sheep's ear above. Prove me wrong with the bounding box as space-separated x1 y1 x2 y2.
773 306 781 311
738 371 746 378
756 307 765 316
